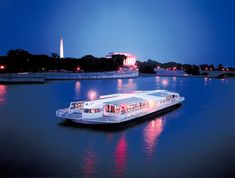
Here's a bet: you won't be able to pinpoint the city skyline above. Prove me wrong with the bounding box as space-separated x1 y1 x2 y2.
0 0 234 66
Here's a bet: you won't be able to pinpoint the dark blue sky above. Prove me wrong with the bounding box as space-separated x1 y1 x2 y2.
0 0 234 66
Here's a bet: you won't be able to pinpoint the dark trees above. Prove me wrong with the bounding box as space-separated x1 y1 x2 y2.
184 65 200 75
0 49 125 73
137 61 155 74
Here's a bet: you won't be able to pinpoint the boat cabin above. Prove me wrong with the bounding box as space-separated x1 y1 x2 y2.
82 101 103 119
103 97 148 117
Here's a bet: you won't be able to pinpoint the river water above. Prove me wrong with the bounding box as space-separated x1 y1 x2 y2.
0 76 235 178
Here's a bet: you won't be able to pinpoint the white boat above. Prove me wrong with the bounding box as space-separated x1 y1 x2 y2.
56 90 185 125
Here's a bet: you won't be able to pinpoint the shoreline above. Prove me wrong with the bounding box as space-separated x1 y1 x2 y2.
139 73 235 79
0 71 138 84
0 73 45 83
1 71 234 84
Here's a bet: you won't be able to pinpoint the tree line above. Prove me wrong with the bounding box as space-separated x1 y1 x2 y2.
0 49 234 74
137 59 235 75
0 49 125 73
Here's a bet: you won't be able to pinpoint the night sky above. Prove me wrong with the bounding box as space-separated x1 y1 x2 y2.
0 0 234 66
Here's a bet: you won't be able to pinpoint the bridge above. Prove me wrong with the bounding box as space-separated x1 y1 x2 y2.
200 70 235 78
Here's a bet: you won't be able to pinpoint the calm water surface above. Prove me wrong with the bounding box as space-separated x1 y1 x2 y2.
0 76 235 178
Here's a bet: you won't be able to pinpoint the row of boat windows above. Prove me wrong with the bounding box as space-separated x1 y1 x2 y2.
105 101 149 114
84 108 101 113
105 105 119 113
72 96 178 113
70 102 84 109
126 101 148 112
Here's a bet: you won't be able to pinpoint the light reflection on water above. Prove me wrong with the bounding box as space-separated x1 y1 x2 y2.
155 76 161 89
162 79 169 88
220 78 228 84
0 85 7 104
117 79 123 91
114 134 127 177
204 77 212 87
172 77 177 90
117 78 136 93
155 76 171 89
82 146 96 178
74 81 81 100
155 76 160 83
79 117 166 178
144 117 165 159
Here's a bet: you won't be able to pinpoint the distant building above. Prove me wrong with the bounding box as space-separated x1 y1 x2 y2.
60 38 64 58
106 52 136 66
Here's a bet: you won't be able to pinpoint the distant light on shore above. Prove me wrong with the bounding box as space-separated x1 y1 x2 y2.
0 65 5 70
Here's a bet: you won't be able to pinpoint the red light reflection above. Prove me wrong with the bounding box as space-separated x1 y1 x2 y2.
0 85 7 104
126 78 136 91
117 79 123 90
128 79 133 87
74 81 81 99
162 79 169 87
144 118 164 158
82 149 96 178
118 78 136 92
115 135 127 177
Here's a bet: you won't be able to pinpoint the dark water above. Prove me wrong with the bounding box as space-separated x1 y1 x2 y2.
0 76 235 178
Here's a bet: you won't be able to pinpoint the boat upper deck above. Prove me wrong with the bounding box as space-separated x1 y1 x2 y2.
104 97 145 106
75 90 178 109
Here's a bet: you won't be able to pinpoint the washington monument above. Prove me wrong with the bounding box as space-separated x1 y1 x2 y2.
60 38 64 58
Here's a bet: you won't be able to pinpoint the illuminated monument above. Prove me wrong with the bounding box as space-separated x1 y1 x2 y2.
60 38 64 58
106 52 136 66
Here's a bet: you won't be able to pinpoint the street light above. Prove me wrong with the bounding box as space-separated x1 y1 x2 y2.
0 65 5 70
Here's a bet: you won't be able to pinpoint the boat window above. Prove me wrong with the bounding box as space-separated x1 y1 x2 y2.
111 105 115 113
70 102 84 109
105 105 111 113
84 108 101 113
105 105 118 113
78 102 84 107
105 105 109 112
95 109 100 113
84 109 90 113
70 103 78 109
